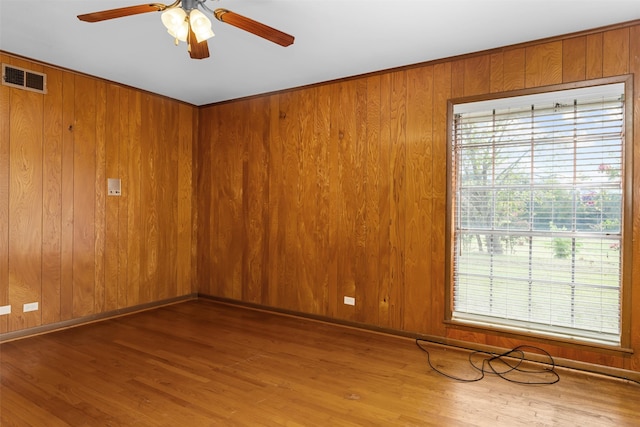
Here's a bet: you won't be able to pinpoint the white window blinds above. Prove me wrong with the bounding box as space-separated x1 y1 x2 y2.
451 83 625 345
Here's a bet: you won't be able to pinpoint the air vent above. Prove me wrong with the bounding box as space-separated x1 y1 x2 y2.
2 63 47 94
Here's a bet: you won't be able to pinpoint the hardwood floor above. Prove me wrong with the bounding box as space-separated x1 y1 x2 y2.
1 299 639 426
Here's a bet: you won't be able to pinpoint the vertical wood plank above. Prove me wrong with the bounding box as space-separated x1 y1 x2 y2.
562 36 586 82
353 78 369 323
214 102 244 300
315 85 333 317
60 71 75 321
8 59 44 331
126 91 142 307
377 74 392 327
388 70 406 330
117 88 130 307
196 105 214 297
586 33 603 79
242 97 269 304
142 95 160 304
104 84 120 311
94 80 107 313
332 80 359 321
41 66 63 325
267 96 283 308
490 52 504 93
503 48 526 91
363 74 381 325
463 55 491 96
525 41 563 88
0 54 11 333
431 61 452 337
404 66 433 332
158 98 179 300
326 82 340 318
602 28 630 76
450 59 465 99
177 103 194 297
72 75 96 317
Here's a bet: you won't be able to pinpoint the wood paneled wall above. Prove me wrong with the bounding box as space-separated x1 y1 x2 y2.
0 54 196 334
197 23 640 372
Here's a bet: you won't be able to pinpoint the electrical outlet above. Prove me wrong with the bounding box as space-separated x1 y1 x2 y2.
0 305 10 316
23 302 39 312
343 296 355 306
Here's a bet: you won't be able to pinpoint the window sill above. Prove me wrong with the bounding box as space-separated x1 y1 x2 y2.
444 319 633 356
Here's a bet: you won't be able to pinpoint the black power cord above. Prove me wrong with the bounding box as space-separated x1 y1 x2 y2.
415 338 560 385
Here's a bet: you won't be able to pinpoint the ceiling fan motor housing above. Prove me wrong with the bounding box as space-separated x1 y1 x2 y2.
181 0 199 12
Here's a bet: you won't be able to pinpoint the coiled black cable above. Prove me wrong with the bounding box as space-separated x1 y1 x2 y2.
415 338 560 385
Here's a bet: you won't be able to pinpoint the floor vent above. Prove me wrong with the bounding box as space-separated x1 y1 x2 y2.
2 63 47 94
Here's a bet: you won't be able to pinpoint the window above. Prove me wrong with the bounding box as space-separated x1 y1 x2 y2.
447 78 631 347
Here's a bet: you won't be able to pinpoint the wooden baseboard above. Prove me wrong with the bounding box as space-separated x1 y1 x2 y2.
0 294 198 343
199 294 640 385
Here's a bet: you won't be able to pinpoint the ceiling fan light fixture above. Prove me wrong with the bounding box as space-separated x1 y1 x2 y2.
161 7 188 41
189 9 214 43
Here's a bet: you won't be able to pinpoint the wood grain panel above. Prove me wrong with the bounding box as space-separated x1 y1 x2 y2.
602 28 630 76
332 80 360 321
104 84 120 311
196 105 214 296
195 20 640 375
585 33 603 79
2 54 196 338
94 81 106 313
8 59 44 331
463 55 491 96
490 52 504 93
60 70 75 321
300 87 331 316
266 96 284 308
450 59 465 99
116 87 130 309
404 66 433 332
363 75 382 325
126 91 142 307
216 102 244 300
177 103 194 296
503 48 526 91
388 70 407 330
242 97 269 304
314 85 333 317
159 98 179 301
377 73 392 327
41 66 63 325
525 41 563 88
353 79 368 324
562 36 586 82
72 75 97 318
430 62 451 337
0 54 11 333
139 95 160 304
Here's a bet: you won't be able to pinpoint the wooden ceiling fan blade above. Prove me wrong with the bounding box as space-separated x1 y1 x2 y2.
188 24 210 59
77 3 169 23
213 9 294 47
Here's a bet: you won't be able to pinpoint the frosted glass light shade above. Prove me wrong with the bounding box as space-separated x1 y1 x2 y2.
161 8 188 42
189 9 214 43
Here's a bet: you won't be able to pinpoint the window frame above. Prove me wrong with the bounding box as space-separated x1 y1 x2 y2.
445 75 634 351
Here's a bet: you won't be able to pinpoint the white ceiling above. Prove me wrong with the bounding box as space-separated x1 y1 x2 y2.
1 0 639 106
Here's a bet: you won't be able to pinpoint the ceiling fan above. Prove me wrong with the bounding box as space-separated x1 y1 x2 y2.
77 0 295 59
